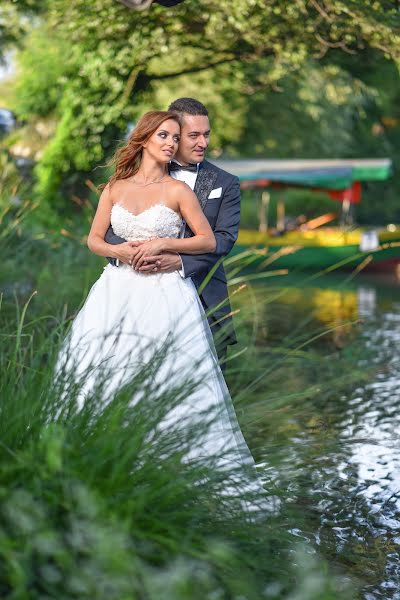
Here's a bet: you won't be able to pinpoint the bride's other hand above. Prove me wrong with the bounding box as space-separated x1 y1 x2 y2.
131 239 166 269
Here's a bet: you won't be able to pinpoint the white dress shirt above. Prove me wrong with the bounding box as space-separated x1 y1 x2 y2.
170 162 200 277
169 162 199 191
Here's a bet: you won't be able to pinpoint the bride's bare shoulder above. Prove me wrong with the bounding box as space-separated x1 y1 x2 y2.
106 178 132 202
166 177 195 198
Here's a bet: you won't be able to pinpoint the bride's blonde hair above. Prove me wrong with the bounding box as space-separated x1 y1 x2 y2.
102 110 181 188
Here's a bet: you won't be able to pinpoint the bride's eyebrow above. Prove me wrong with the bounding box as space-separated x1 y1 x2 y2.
159 129 180 135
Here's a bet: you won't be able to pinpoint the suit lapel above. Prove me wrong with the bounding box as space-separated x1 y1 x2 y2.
194 162 218 211
180 161 218 238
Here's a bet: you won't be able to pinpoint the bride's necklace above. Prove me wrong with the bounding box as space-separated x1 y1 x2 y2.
130 174 166 187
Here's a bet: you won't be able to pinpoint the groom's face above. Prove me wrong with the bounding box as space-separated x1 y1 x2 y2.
174 114 210 165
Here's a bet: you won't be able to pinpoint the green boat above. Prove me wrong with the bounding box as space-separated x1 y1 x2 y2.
212 158 399 274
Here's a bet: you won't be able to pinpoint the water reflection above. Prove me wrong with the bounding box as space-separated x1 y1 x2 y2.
234 272 400 597
344 305 400 597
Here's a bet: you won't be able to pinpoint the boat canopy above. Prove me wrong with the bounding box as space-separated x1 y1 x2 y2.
210 159 392 202
211 159 391 188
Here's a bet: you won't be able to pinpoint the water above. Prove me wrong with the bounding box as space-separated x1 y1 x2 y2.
233 271 400 597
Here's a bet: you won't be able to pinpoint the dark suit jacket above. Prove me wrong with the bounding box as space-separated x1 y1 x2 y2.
104 160 241 346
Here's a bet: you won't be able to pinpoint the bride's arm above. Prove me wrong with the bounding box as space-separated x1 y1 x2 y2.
87 184 139 263
166 183 216 254
133 184 216 269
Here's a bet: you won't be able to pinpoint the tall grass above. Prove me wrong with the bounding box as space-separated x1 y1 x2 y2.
0 296 352 598
0 206 358 598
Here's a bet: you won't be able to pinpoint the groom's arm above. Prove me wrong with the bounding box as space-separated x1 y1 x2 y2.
104 225 126 266
180 176 241 279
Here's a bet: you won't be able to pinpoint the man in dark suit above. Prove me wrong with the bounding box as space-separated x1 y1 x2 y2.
105 97 241 366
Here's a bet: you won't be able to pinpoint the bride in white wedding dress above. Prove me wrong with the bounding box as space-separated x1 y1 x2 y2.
58 111 263 495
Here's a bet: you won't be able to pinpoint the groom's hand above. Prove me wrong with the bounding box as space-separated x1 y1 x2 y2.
138 253 182 274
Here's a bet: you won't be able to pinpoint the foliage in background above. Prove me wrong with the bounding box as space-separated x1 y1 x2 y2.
0 151 20 207
0 0 398 221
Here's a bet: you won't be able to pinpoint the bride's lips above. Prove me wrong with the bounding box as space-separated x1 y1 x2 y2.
163 149 174 156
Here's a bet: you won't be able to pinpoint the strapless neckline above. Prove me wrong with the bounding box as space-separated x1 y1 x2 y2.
110 201 183 243
112 203 181 220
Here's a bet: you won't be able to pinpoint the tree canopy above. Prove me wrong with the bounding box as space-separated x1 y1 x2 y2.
0 0 399 212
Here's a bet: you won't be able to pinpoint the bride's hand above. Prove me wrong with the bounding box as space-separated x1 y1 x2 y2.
112 241 142 264
132 239 165 269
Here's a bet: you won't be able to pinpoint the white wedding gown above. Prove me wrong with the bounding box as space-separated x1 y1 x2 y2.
58 202 261 485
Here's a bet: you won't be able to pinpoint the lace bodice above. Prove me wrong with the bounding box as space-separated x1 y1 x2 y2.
111 203 182 241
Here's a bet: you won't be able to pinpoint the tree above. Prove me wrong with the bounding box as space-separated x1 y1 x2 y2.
1 0 399 209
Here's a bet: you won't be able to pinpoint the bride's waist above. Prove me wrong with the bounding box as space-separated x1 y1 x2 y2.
103 263 180 279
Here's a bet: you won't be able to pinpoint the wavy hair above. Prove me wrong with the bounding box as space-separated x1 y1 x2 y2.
102 111 180 188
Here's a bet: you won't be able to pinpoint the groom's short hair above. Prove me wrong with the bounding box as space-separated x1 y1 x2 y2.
168 98 208 117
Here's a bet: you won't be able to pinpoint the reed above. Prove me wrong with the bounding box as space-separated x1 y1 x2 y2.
0 207 358 598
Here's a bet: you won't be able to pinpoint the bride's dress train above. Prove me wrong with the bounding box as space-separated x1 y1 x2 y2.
57 203 264 506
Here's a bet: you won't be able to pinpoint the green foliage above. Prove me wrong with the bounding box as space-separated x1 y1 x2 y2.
13 28 71 119
0 4 26 62
234 63 376 158
0 151 20 206
1 0 399 209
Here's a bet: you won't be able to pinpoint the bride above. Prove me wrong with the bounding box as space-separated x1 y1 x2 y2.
58 110 262 487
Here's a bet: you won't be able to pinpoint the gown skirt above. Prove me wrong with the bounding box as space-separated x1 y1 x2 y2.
57 263 258 475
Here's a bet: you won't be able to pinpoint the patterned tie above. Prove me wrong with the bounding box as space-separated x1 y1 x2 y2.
169 162 198 173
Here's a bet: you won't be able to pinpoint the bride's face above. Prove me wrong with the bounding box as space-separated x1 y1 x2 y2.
143 119 181 163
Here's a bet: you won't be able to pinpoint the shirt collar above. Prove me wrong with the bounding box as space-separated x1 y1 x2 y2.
170 160 199 170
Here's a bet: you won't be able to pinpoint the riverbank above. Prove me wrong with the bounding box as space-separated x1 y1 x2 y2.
2 208 399 597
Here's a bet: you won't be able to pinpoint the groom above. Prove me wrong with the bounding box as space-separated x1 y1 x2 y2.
105 97 241 365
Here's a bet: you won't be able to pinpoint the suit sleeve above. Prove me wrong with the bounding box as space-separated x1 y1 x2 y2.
104 225 126 266
180 176 241 279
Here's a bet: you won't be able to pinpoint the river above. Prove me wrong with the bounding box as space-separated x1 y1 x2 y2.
230 270 400 597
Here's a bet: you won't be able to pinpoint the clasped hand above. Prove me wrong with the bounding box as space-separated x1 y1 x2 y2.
128 239 165 269
115 240 181 273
